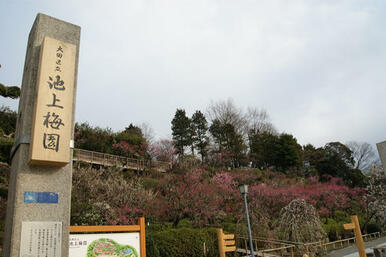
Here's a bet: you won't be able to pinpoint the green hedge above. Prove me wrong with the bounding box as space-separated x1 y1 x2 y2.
146 227 220 257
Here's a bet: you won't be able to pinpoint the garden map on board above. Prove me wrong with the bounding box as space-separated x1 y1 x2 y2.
87 238 138 257
69 233 140 257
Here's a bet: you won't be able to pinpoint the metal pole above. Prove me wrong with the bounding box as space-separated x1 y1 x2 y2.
243 192 255 257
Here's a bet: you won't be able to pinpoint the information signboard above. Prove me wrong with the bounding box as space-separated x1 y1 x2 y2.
20 221 62 257
69 217 146 257
69 233 140 257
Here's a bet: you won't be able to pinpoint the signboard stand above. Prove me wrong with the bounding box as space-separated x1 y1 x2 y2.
343 215 366 257
70 217 146 257
3 13 80 257
217 228 236 257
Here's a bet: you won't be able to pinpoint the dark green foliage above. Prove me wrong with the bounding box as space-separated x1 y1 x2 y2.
116 124 145 146
171 109 191 157
0 84 20 99
0 137 13 164
0 106 17 136
209 119 225 151
314 142 353 178
275 134 302 171
74 122 114 153
176 218 193 228
0 163 9 198
306 142 366 187
146 227 219 257
322 217 353 241
113 124 148 158
209 120 246 167
365 222 382 233
343 168 367 188
191 111 209 161
249 132 277 169
0 106 15 163
249 132 301 171
325 142 355 167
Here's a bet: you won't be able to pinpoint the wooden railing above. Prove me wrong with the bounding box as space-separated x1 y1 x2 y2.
237 232 382 257
73 148 172 172
237 236 296 257
301 232 381 255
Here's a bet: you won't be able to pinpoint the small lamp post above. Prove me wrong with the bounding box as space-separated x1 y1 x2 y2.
239 184 255 257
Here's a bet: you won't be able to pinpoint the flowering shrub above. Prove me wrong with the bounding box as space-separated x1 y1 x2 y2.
148 139 177 162
149 169 222 227
248 176 361 218
112 141 148 159
71 164 365 240
71 167 155 225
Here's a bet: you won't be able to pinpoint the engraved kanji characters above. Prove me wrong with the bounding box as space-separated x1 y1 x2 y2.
47 75 65 90
43 112 64 129
43 133 60 152
42 43 67 152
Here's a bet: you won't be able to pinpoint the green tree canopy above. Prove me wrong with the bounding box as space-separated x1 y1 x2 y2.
191 110 209 162
249 132 301 171
275 133 302 171
0 106 17 136
171 109 191 158
74 122 114 153
306 142 366 187
115 123 146 146
209 120 246 167
249 131 278 169
0 84 20 99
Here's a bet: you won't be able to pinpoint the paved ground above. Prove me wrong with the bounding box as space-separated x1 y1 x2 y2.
326 237 386 257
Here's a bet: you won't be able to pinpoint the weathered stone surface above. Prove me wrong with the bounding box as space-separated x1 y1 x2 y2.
376 141 386 172
3 13 80 257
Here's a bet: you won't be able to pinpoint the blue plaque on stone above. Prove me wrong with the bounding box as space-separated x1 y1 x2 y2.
24 192 58 203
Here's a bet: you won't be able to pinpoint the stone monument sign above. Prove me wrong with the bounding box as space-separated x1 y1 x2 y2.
376 141 386 171
3 14 80 257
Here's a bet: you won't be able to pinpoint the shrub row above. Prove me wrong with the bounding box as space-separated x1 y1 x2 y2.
146 227 221 257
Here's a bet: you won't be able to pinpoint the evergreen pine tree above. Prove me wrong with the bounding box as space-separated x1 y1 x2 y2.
171 109 191 159
191 110 209 162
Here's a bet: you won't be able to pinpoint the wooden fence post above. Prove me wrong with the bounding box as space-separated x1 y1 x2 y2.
139 217 146 257
343 215 366 257
217 229 226 257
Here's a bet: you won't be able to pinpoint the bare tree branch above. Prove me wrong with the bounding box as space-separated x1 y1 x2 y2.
346 141 376 171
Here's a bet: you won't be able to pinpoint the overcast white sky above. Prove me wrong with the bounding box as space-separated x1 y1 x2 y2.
1 0 385 148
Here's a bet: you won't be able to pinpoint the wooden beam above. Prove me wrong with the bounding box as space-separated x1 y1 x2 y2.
223 234 235 240
70 225 140 233
224 246 237 252
139 217 146 257
343 223 355 230
224 240 235 246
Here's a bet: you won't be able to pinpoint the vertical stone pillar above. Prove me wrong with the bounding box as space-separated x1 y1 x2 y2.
3 13 80 257
376 141 386 171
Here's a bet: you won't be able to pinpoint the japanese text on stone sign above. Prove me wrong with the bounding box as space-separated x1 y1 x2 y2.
42 45 66 152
